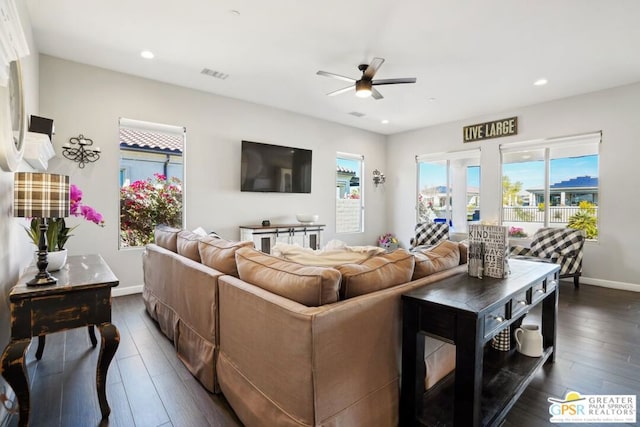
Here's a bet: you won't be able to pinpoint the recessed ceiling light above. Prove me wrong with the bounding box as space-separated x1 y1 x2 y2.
427 97 436 102
140 50 154 59
533 78 548 86
230 10 241 16
381 119 389 124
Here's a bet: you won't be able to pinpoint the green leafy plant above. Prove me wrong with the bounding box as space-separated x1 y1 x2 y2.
568 201 598 239
120 173 182 247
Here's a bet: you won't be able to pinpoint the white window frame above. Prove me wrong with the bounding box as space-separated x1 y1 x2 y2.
118 117 187 249
336 152 364 233
416 148 481 232
499 131 601 238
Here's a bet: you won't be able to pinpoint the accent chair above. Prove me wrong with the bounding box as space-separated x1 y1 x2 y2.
509 227 586 288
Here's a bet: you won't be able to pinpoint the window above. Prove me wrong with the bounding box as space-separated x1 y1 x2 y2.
416 149 481 231
119 118 185 248
500 132 600 240
336 153 363 233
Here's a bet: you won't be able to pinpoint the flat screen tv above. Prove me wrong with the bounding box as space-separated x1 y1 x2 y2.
241 140 312 193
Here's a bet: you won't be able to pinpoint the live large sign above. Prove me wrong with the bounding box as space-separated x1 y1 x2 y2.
463 117 517 142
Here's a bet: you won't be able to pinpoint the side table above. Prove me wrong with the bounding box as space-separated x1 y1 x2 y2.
400 259 559 426
0 254 119 427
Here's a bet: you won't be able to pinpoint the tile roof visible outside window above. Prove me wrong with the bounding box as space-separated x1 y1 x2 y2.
120 128 183 153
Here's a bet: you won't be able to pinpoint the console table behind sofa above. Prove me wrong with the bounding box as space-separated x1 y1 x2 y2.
239 223 325 254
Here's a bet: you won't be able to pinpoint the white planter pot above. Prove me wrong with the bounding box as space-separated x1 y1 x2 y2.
35 249 68 272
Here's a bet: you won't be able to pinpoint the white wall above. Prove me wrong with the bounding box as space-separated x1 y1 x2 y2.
38 55 387 293
0 0 40 350
387 83 640 290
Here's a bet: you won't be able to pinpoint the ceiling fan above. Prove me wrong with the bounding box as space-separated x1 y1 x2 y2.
316 57 416 100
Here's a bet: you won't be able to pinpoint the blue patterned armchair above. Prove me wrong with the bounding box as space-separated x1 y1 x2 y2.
509 227 586 288
410 222 450 250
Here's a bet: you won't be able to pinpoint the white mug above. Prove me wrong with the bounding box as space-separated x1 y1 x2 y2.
514 324 543 357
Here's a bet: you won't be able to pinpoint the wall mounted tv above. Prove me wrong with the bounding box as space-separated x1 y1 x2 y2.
240 140 312 193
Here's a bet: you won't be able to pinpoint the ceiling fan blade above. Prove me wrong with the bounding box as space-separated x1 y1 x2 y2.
316 70 356 83
327 85 355 96
363 57 385 79
372 77 417 86
371 87 384 100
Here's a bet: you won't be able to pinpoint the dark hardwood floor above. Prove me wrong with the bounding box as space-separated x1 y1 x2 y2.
7 280 640 426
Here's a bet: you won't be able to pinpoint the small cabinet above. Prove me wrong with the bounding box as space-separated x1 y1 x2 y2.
239 223 325 254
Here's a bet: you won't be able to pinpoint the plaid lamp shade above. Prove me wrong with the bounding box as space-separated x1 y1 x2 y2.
14 172 70 218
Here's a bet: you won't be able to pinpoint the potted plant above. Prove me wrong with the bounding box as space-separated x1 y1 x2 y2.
378 232 399 251
25 184 104 271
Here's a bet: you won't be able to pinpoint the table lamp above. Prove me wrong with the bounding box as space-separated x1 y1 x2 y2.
14 172 70 286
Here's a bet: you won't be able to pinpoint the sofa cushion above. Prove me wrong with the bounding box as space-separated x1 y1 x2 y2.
154 225 181 252
235 247 341 307
177 230 202 262
272 242 385 266
336 249 415 299
412 240 460 280
458 240 469 265
199 236 254 277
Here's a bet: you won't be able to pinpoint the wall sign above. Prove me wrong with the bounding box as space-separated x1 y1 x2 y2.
463 116 517 143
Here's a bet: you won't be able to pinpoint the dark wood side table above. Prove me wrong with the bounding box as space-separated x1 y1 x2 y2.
400 259 560 427
0 254 119 427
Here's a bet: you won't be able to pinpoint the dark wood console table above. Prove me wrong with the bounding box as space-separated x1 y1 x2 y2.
400 259 560 426
0 254 119 427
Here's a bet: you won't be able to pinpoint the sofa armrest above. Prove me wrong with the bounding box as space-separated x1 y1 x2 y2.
218 275 405 426
217 275 322 426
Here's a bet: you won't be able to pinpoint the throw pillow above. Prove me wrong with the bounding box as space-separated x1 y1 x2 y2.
198 236 254 277
177 230 202 262
154 225 181 252
235 247 341 307
412 240 460 280
336 249 415 299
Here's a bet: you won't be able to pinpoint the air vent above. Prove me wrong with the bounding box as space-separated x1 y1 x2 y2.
348 111 365 117
201 68 229 80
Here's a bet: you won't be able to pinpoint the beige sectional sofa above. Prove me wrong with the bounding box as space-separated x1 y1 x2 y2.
142 227 253 392
142 226 468 426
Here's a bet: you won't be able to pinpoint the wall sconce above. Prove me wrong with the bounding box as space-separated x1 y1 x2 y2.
62 134 100 168
372 169 386 187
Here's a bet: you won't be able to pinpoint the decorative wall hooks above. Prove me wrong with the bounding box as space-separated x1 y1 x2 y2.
372 169 386 187
62 134 100 168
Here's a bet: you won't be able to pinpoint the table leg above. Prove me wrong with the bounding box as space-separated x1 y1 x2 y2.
1 339 31 427
454 316 483 427
35 335 45 360
88 325 97 348
542 281 559 363
399 300 424 426
96 323 119 418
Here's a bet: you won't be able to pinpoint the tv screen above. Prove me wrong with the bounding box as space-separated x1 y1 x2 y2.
241 140 312 193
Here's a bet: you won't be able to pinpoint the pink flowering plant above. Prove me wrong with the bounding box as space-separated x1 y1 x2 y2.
26 184 105 251
378 232 399 247
119 173 182 247
508 226 528 238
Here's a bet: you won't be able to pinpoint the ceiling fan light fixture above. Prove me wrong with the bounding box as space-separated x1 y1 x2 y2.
355 80 372 98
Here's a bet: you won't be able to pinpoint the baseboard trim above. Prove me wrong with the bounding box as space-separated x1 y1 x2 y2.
112 284 143 297
576 277 640 292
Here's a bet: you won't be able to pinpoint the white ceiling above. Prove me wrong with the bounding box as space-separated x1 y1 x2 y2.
25 0 640 135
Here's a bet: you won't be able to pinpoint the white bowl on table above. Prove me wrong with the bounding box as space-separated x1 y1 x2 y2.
296 214 319 224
